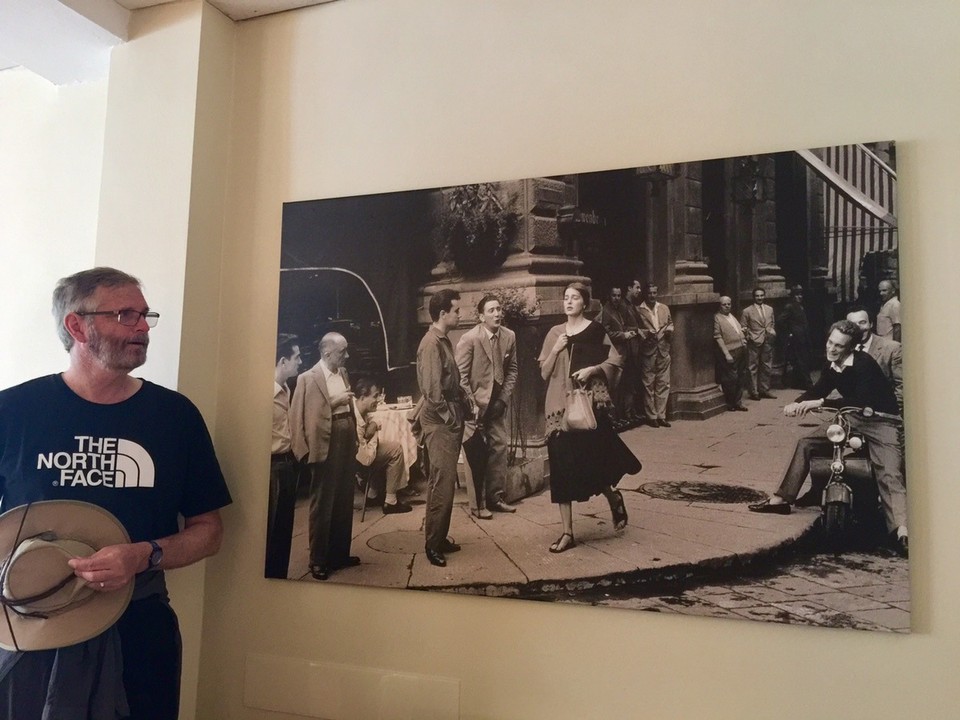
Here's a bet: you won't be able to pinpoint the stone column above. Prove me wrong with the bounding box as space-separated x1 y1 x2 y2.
639 164 727 419
419 177 595 500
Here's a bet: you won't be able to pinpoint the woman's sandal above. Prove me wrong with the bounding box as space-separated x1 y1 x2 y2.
549 533 576 553
609 489 628 531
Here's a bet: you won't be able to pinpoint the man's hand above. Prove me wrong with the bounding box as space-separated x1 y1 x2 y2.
330 390 354 410
724 354 734 365
68 542 147 592
784 399 822 417
487 398 507 420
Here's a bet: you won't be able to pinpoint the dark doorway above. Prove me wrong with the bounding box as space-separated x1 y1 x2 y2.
702 159 730 296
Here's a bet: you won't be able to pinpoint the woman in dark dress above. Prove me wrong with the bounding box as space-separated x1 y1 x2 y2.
537 282 642 553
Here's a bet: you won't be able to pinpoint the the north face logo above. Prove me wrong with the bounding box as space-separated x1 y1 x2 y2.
38 436 156 488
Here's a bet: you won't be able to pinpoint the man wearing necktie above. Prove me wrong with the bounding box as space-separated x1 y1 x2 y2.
290 332 360 580
456 295 520 517
740 287 777 400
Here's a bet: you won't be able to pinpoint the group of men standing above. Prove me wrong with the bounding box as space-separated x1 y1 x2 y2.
413 290 520 568
598 280 674 428
712 287 784 411
271 331 415 581
269 290 523 576
711 280 902 414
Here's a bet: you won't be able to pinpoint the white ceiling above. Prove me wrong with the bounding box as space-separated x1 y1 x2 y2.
0 0 338 84
115 0 338 22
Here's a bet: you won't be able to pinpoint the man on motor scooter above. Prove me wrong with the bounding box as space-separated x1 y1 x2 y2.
747 320 908 557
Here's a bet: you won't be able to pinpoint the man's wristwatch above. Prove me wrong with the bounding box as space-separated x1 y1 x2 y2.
147 540 163 569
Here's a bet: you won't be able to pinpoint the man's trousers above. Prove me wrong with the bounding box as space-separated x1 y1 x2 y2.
641 352 671 421
265 451 298 578
306 415 357 568
423 422 464 552
717 346 748 408
747 339 774 396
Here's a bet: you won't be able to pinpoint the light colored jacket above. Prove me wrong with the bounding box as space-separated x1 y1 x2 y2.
455 324 518 413
289 362 352 464
713 312 746 353
635 302 673 358
740 303 776 345
864 333 903 407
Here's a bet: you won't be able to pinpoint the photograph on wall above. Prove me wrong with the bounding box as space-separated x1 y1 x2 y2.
268 142 909 632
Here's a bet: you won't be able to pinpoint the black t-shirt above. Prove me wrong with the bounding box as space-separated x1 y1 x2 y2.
0 374 232 544
796 351 899 415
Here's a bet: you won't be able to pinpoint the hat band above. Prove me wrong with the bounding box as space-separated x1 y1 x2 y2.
1 534 97 619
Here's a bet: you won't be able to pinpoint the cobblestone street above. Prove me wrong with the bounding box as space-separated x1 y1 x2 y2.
549 548 910 632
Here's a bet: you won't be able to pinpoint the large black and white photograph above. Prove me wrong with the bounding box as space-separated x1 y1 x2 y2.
268 142 908 632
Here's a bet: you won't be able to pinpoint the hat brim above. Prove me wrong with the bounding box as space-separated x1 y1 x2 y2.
0 500 134 651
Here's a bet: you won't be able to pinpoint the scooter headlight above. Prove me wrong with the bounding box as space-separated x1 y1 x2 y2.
830 459 845 474
826 423 846 443
848 436 863 450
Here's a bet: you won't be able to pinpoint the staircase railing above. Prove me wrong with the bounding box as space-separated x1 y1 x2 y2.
797 144 898 302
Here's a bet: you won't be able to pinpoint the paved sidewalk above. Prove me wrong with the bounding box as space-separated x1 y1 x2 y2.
287 390 835 595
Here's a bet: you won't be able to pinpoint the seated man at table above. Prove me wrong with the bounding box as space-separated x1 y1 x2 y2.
354 377 413 514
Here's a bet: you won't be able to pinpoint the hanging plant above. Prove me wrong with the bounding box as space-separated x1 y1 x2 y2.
439 183 517 275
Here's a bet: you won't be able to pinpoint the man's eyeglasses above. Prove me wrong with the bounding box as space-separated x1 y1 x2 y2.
76 309 160 328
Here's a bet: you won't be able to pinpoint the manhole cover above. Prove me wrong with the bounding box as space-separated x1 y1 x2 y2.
367 530 423 554
639 480 767 504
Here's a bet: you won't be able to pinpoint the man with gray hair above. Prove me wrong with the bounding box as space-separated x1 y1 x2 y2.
290 332 359 580
713 296 749 412
876 279 901 342
0 267 232 718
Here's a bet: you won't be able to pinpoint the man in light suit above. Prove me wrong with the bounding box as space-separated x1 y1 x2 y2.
636 283 674 427
290 332 359 581
456 294 519 517
713 296 749 412
740 287 777 400
847 307 903 411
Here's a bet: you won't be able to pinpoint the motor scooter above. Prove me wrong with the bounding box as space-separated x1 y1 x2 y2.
807 406 899 548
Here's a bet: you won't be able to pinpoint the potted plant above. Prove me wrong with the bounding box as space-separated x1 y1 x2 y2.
439 183 517 275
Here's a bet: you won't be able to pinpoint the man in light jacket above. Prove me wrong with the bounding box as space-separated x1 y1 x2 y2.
740 287 777 400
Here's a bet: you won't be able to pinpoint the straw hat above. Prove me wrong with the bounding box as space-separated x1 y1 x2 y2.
0 500 134 651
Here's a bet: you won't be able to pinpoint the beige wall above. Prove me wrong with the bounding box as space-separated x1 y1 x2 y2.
0 69 105 388
192 1 960 718
7 0 959 718
95 3 234 717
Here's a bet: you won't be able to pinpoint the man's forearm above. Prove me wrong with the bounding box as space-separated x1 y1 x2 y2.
149 510 224 571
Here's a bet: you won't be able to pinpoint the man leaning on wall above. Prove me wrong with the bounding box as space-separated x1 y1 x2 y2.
0 267 232 720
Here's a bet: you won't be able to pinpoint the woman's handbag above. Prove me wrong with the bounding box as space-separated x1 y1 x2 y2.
561 381 597 432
